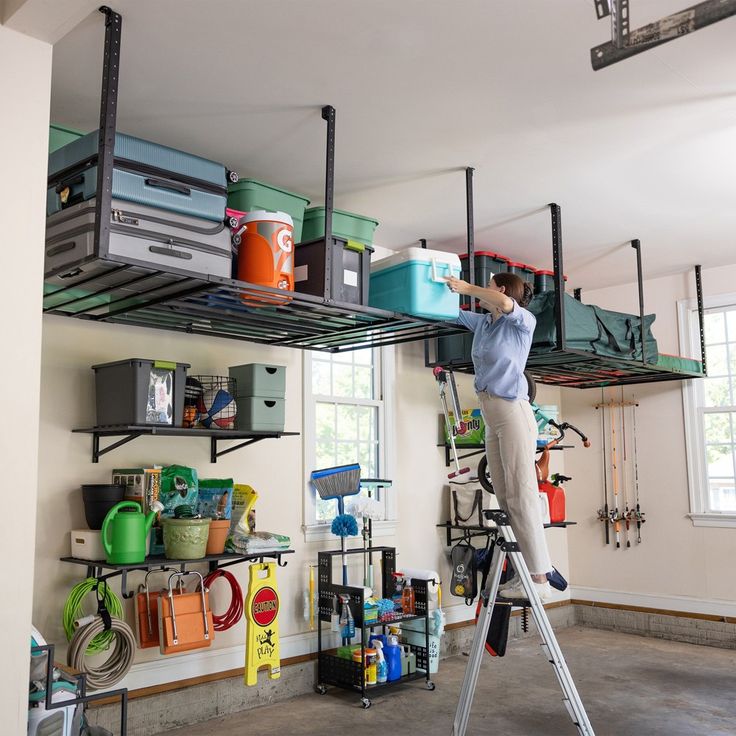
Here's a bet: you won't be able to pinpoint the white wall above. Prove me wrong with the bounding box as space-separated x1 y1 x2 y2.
0 23 52 736
564 263 736 615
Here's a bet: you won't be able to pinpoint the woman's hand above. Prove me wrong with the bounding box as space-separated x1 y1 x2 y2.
446 276 471 295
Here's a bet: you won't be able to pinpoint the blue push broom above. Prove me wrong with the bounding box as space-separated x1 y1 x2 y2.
311 464 361 585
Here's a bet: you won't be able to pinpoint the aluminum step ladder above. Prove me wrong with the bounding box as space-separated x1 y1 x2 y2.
452 510 595 736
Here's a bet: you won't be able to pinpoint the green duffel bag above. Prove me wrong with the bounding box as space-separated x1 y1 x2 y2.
590 305 658 363
529 292 600 352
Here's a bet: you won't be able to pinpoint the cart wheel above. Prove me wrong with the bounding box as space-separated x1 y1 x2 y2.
315 684 327 695
228 170 239 183
477 455 495 495
426 681 436 691
231 234 241 246
361 697 372 709
228 216 239 229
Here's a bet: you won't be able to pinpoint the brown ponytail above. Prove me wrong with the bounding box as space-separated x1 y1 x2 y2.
491 272 534 308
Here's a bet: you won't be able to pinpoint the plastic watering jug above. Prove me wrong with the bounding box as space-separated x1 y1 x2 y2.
101 501 160 564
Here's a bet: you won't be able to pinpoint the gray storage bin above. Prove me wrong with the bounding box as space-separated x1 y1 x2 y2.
234 397 285 432
229 364 286 399
92 359 189 427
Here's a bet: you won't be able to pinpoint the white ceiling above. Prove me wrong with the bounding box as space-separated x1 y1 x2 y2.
49 0 736 290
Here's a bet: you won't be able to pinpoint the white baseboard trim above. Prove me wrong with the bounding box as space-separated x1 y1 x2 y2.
570 586 736 619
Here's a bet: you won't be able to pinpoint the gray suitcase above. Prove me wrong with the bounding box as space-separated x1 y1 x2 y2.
45 198 231 281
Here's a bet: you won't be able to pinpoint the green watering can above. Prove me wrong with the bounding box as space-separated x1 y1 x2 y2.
101 501 160 564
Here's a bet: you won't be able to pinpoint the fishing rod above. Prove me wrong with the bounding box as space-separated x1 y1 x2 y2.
610 394 621 549
632 398 645 543
598 391 610 544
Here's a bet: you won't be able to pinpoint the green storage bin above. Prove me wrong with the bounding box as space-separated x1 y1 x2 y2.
49 124 85 153
227 179 310 243
234 397 285 432
300 207 378 246
229 363 286 399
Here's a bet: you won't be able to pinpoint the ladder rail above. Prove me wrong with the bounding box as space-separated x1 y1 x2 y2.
451 511 595 736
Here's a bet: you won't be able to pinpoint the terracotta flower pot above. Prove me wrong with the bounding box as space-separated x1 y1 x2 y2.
205 519 230 555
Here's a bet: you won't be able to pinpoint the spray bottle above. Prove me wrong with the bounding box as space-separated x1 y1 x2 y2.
373 639 388 683
339 594 355 640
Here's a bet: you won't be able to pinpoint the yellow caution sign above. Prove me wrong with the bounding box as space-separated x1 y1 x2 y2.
244 562 281 686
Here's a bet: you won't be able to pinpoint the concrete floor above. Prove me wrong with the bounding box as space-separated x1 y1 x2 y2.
159 627 736 736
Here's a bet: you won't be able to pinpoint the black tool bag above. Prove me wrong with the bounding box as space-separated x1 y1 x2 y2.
450 541 477 604
475 544 511 656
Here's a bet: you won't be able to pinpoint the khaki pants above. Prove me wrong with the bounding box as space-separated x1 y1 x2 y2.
479 392 552 575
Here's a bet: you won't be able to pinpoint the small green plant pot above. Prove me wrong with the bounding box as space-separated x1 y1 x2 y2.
162 518 211 560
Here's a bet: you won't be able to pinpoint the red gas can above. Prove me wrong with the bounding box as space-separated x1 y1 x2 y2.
538 480 565 523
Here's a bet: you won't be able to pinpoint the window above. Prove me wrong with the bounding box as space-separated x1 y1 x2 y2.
679 295 736 526
302 347 395 538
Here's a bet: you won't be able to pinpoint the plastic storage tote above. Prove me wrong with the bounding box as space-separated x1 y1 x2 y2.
300 207 379 247
229 364 286 399
92 359 189 427
369 247 461 320
533 269 568 293
234 397 285 432
294 236 373 305
47 131 229 222
227 179 310 243
506 261 536 284
49 124 84 153
459 250 510 287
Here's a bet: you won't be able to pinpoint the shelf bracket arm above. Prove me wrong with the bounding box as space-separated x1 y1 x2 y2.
211 435 270 463
92 432 142 463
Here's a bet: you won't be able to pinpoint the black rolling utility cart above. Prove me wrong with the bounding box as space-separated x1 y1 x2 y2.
315 546 435 708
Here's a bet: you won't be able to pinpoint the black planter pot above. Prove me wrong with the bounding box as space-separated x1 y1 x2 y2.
81 484 126 530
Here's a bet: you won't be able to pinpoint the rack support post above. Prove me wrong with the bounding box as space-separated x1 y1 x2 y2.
95 7 122 262
695 264 707 375
549 203 566 351
631 239 645 364
466 167 476 312
321 105 336 302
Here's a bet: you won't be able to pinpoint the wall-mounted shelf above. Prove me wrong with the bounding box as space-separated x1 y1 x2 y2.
72 425 300 463
61 549 294 599
436 521 576 547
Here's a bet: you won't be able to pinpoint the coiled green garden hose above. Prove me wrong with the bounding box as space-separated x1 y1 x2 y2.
62 578 124 654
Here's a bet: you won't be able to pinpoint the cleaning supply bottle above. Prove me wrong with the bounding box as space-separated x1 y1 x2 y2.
385 634 402 682
331 595 340 633
339 595 355 640
402 581 415 615
373 640 388 684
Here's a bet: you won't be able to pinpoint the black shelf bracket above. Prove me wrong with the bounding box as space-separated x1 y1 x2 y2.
211 435 273 463
62 550 294 598
91 431 142 463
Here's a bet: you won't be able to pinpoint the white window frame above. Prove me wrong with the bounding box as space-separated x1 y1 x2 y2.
301 346 397 542
678 292 736 528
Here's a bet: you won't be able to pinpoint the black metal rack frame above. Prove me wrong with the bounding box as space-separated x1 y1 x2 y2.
315 546 434 706
425 190 707 388
61 549 293 599
31 642 128 735
43 7 463 354
436 521 576 548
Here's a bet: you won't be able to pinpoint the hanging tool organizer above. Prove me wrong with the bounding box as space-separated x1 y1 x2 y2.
596 389 646 546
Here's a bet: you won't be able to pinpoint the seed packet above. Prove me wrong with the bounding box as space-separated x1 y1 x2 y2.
197 478 234 520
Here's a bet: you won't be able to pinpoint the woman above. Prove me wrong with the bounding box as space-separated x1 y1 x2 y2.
446 271 552 601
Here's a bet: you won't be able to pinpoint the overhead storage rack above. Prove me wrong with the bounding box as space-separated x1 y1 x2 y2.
425 189 706 389
42 7 463 354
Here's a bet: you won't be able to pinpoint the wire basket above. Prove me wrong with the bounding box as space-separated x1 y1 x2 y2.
184 375 238 430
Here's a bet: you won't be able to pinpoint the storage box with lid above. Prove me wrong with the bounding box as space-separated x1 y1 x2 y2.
506 261 536 284
229 363 286 399
227 179 310 243
295 236 373 305
92 359 189 427
533 269 568 293
229 363 286 432
299 207 379 247
369 247 461 320
459 250 510 292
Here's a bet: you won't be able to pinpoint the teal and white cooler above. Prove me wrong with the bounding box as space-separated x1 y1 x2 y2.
369 247 461 320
